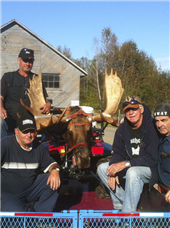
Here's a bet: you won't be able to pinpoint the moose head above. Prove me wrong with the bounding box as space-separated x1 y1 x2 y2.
20 68 124 169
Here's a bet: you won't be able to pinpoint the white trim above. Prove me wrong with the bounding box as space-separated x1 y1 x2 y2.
140 213 164 217
0 212 15 216
2 162 39 169
43 162 58 173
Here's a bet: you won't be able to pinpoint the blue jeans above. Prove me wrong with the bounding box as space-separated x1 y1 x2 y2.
97 162 151 212
1 116 16 139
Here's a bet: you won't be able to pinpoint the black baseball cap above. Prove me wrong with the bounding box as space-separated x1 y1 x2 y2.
17 114 37 132
18 48 34 60
154 103 170 117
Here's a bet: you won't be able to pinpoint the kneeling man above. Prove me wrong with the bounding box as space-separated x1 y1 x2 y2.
1 114 61 212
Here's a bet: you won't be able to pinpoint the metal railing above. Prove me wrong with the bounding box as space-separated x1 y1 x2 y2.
1 210 170 228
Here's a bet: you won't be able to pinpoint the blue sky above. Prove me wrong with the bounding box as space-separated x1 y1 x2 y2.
1 0 169 71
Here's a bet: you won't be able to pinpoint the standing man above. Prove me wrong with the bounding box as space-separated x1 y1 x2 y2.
1 114 61 212
97 95 159 212
154 103 170 207
0 48 51 138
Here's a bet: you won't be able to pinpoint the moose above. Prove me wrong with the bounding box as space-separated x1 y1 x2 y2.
20 69 124 170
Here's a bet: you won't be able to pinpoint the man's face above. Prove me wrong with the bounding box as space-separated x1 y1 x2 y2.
18 58 33 73
15 128 35 149
125 106 143 129
154 116 170 136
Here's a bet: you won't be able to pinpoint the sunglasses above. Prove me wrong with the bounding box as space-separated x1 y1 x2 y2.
123 100 140 108
22 59 34 64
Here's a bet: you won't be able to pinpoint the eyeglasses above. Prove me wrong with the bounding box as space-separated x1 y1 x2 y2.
123 100 140 108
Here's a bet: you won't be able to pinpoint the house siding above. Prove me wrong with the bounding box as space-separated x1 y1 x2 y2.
0 20 87 108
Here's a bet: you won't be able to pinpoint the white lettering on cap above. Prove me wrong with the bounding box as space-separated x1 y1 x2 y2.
25 51 30 54
154 111 168 116
22 119 33 125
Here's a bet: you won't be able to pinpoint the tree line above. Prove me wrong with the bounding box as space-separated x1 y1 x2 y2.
58 27 170 115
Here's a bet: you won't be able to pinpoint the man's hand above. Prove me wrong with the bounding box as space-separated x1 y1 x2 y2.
108 176 119 190
165 190 170 203
40 101 51 114
72 155 77 166
47 170 61 190
0 96 7 119
106 161 127 176
1 107 7 119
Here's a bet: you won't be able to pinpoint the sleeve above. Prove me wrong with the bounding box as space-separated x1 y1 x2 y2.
0 74 7 98
1 139 6 162
38 144 57 172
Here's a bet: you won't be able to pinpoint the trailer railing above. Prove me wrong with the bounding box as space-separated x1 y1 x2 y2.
0 211 77 228
1 210 170 228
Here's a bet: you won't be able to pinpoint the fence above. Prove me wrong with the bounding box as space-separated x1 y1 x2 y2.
1 210 170 228
0 211 77 228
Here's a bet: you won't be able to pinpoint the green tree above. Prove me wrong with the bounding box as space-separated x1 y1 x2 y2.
57 27 170 115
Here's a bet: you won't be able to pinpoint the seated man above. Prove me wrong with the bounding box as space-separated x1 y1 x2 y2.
1 114 61 212
154 103 170 209
97 95 159 212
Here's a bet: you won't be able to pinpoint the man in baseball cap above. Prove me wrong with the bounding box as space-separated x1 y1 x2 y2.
154 103 170 209
1 114 61 212
97 95 159 212
0 47 51 139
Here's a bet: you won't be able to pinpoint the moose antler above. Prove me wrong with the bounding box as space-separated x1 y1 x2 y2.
104 68 124 115
21 69 123 131
20 72 68 131
20 73 46 116
92 68 124 125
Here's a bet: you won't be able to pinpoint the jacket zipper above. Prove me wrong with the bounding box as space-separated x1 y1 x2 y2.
120 134 131 160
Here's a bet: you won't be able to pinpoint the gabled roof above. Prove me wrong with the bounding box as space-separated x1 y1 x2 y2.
1 19 87 76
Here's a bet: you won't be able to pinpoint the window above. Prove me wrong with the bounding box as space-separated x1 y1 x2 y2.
42 73 60 88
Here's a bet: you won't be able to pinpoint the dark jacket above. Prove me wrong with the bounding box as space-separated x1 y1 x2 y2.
109 104 159 189
158 135 170 188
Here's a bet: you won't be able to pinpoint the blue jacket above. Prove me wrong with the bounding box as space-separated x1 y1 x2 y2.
158 135 170 188
109 104 159 189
